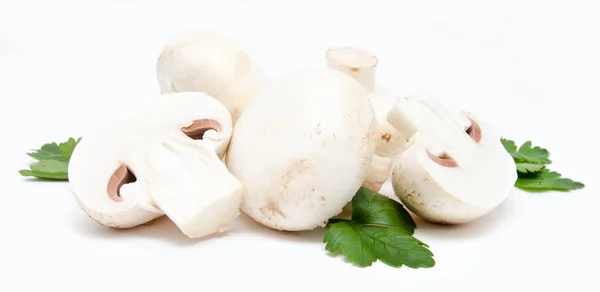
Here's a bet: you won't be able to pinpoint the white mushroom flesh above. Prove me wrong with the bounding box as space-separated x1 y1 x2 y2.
156 30 269 123
141 140 244 238
68 92 244 238
225 68 376 231
325 46 409 156
325 46 406 191
361 154 392 192
386 94 517 224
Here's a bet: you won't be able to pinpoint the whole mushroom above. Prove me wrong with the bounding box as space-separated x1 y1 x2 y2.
325 46 406 191
156 30 269 123
386 93 517 224
68 92 244 238
225 68 377 231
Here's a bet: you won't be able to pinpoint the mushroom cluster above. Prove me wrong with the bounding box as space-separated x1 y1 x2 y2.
68 29 517 239
69 92 244 238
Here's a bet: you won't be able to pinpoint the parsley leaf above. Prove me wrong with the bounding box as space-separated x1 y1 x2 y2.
350 187 416 234
501 138 551 166
515 169 585 191
514 141 552 165
500 138 518 158
26 142 66 162
19 137 81 181
323 187 434 269
516 163 545 173
58 137 80 161
501 138 584 191
19 160 69 180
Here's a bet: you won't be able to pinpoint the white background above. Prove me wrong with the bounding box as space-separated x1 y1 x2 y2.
1 0 599 291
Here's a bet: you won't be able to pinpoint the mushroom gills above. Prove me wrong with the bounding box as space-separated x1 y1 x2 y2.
107 164 136 202
465 116 482 142
181 119 222 140
106 165 165 214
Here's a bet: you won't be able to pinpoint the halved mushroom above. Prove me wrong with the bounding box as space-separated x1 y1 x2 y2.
68 92 244 238
386 93 517 224
225 68 377 231
156 30 269 123
325 46 405 192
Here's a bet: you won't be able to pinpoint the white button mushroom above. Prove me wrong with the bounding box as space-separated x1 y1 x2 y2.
225 68 377 231
68 92 244 238
156 30 269 123
386 93 517 224
325 46 406 191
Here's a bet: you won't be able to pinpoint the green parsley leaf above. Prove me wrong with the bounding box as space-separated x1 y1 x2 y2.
19 160 69 180
500 138 518 158
324 222 375 267
323 187 434 269
501 138 584 191
19 137 81 181
518 168 562 179
501 138 552 165
516 169 585 191
58 137 80 161
514 141 552 165
324 222 434 268
516 163 545 173
351 187 416 234
26 142 66 162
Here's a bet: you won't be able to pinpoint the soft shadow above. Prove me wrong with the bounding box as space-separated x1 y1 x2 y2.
234 213 326 243
412 192 518 240
71 215 230 246
280 228 327 243
21 177 68 183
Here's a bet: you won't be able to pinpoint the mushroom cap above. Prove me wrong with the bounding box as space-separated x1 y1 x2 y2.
156 30 269 122
225 68 376 231
68 92 236 231
388 95 517 224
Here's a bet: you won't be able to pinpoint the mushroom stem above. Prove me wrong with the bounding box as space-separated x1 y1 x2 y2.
325 46 378 93
143 140 244 239
386 98 420 141
362 154 391 192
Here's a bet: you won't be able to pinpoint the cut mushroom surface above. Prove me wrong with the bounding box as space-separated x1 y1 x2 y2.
225 68 376 231
386 93 517 224
156 30 269 123
325 46 410 192
325 46 408 159
68 92 243 238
